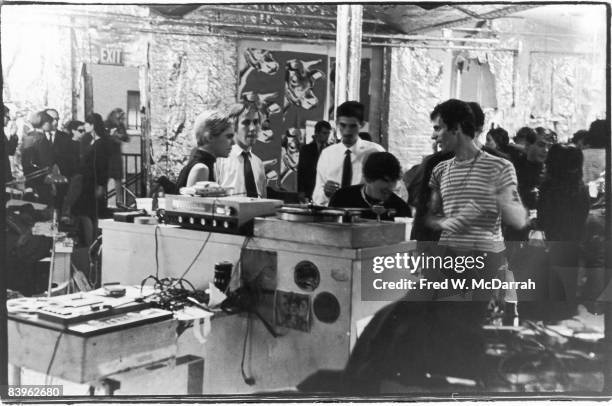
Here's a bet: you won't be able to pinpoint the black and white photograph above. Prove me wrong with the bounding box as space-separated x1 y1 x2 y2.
0 1 610 402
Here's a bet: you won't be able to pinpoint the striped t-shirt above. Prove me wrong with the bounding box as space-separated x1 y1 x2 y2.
429 151 517 252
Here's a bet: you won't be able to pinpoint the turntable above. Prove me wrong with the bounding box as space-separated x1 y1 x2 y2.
276 204 366 223
254 204 406 248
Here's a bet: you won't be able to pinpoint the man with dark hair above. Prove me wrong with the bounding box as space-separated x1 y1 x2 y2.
425 98 526 301
21 110 56 204
45 108 78 203
513 126 533 147
329 151 410 220
571 129 588 149
297 120 332 202
217 102 266 197
312 101 384 205
410 101 508 242
340 100 526 393
535 126 557 145
513 126 553 214
485 127 515 161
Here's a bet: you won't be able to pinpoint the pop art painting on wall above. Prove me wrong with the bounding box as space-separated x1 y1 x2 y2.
238 48 328 193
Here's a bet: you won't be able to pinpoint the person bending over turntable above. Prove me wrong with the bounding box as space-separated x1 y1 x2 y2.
176 110 235 189
329 152 410 221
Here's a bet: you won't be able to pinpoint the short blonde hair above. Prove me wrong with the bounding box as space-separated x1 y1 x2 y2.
228 102 261 130
193 110 232 147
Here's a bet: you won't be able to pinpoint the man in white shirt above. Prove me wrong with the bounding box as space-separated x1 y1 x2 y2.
312 101 384 205
216 102 267 198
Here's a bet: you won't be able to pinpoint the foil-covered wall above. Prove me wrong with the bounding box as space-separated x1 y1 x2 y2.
387 47 446 170
2 4 239 182
488 51 520 136
493 16 606 139
148 34 237 179
386 16 605 169
527 53 605 138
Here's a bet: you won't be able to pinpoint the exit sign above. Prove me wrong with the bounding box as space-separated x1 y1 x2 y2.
100 47 123 65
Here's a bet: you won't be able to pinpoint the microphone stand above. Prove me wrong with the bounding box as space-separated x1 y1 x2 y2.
44 165 68 297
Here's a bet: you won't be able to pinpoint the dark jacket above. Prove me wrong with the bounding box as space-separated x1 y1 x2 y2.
53 130 79 179
21 130 54 176
514 155 545 210
72 137 113 218
4 133 18 181
297 141 324 199
538 181 590 242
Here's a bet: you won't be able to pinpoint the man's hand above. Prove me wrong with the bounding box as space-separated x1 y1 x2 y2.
439 217 465 233
297 192 309 204
323 180 340 198
263 159 278 172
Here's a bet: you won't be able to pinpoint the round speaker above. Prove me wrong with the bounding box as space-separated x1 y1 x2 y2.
294 261 320 291
313 292 340 324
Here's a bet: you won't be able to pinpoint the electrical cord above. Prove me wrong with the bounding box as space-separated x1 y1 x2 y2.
231 236 252 291
174 232 211 284
241 313 255 385
154 224 161 279
139 275 207 311
45 331 64 385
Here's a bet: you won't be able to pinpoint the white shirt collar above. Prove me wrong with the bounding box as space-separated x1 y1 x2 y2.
343 136 362 154
230 144 252 157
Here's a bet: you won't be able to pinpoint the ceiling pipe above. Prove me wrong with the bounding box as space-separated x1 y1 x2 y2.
367 42 517 52
204 5 386 25
12 5 573 46
450 27 496 33
152 19 500 44
7 5 526 45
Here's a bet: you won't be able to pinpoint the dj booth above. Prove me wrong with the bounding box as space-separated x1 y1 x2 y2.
8 194 603 395
98 197 415 394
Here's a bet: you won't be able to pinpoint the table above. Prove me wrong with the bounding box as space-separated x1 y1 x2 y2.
7 311 203 395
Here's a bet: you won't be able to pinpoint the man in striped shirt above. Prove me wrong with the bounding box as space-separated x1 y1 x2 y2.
425 99 527 303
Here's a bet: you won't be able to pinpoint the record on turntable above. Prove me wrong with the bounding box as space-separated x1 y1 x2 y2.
276 204 366 223
179 181 232 197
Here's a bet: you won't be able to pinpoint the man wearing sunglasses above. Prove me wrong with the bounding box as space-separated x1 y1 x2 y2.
312 101 384 206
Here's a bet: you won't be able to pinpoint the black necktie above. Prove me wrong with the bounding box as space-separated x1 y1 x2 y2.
242 151 258 198
341 149 352 188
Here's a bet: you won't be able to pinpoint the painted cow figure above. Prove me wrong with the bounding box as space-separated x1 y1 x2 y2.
284 59 325 112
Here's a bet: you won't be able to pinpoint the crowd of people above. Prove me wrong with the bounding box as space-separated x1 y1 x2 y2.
4 98 607 313
4 106 129 246
172 98 606 319
295 99 605 319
